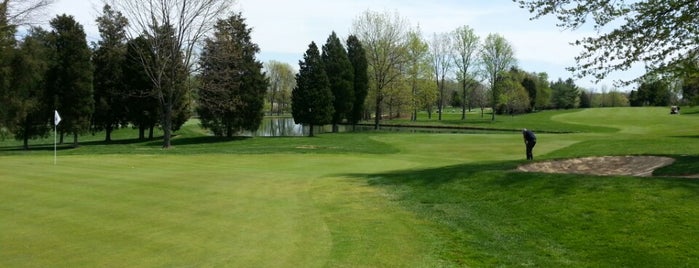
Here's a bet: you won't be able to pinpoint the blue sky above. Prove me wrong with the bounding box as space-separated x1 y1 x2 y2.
46 0 642 91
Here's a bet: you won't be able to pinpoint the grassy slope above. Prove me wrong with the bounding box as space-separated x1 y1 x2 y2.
1 107 699 267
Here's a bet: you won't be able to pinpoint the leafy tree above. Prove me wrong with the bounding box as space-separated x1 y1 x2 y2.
404 28 431 121
384 76 411 118
352 10 409 129
265 60 296 115
471 82 489 117
579 90 592 108
6 28 51 148
346 35 368 125
481 33 516 120
681 74 699 105
535 72 552 109
197 13 267 137
521 75 537 111
497 70 530 115
515 0 699 84
292 42 334 137
430 32 452 120
451 25 480 119
46 14 93 146
322 31 354 132
0 2 16 136
123 35 159 140
550 78 580 109
92 4 128 142
630 80 672 106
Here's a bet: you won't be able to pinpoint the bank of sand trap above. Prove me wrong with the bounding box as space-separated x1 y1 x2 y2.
517 156 676 177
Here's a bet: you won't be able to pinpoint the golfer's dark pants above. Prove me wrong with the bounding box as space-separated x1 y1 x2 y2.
526 141 536 160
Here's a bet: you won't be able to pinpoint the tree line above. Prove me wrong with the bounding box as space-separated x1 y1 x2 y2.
0 2 270 149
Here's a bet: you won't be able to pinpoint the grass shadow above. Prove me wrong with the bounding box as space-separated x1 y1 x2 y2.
165 135 251 146
0 144 76 152
346 161 521 187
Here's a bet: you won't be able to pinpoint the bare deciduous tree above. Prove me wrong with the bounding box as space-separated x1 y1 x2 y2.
351 10 409 129
1 0 54 29
104 0 234 148
451 25 480 120
430 32 452 121
480 33 516 121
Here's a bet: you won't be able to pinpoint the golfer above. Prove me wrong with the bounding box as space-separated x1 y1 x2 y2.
523 128 536 160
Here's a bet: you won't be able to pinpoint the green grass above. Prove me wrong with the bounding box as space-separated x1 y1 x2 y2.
1 106 699 267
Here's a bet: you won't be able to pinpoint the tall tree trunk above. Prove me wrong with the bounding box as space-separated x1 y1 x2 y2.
59 132 64 144
270 90 276 115
105 125 112 142
437 79 443 121
139 125 145 140
162 102 173 148
309 124 314 137
73 133 79 147
148 125 154 140
374 96 381 130
461 81 467 120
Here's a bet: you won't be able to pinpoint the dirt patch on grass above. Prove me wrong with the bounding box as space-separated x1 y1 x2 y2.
517 156 676 177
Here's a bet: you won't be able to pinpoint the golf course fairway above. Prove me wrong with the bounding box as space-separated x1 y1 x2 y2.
2 107 699 267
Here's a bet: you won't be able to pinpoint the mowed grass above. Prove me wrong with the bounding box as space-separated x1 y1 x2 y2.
1 106 699 267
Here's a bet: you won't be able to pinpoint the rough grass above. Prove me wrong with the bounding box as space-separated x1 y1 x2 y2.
1 106 699 267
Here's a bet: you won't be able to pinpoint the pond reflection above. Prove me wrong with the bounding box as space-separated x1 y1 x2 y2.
243 117 349 137
243 117 505 137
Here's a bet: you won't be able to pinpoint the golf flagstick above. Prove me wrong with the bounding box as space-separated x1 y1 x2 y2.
54 110 61 165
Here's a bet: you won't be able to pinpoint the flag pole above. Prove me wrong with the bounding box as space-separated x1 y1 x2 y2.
54 122 57 165
54 110 61 165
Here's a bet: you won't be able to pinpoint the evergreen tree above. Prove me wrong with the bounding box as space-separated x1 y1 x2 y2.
0 3 16 135
197 13 268 137
550 78 580 109
123 35 159 140
521 75 537 111
6 28 52 149
346 35 368 125
579 90 592 108
321 31 354 132
92 4 128 142
46 14 94 146
292 42 334 137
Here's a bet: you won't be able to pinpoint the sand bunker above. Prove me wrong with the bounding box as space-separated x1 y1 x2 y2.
517 156 676 177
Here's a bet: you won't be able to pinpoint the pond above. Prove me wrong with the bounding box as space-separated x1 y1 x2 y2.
243 117 509 137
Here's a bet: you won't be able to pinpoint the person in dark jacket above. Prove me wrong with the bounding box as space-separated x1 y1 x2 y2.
522 128 536 160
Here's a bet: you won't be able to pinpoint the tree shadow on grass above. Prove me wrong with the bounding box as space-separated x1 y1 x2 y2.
346 161 521 187
0 144 76 152
164 135 251 146
344 157 699 198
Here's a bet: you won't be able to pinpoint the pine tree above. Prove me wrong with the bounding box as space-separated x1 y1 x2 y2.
197 13 267 137
321 31 354 132
46 14 94 146
123 36 159 140
7 28 52 149
92 4 128 142
0 3 16 134
292 42 333 137
346 35 368 125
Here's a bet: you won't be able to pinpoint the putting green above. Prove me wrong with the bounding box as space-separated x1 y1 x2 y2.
0 153 447 267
